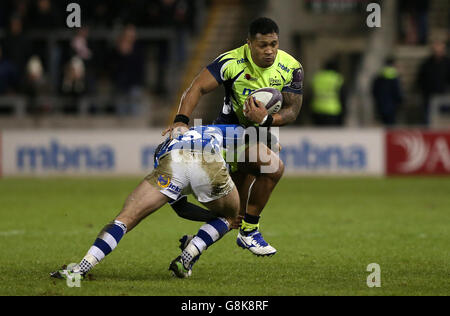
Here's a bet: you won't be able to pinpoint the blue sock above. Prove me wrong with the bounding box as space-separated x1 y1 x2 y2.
183 218 230 262
81 220 127 274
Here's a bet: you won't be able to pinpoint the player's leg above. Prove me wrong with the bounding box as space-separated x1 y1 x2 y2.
51 180 170 279
182 186 240 263
231 170 256 218
170 185 240 278
202 184 240 218
169 152 240 278
115 180 170 231
170 195 218 222
236 143 284 256
244 144 284 218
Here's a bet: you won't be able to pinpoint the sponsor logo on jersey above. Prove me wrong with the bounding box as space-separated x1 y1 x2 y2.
167 182 181 194
237 58 248 65
242 88 256 96
157 174 171 188
269 77 282 87
278 62 291 73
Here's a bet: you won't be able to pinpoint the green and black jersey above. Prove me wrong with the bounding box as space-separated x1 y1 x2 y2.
207 43 303 127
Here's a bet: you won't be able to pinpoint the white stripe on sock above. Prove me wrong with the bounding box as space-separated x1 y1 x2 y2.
191 236 207 253
201 224 220 242
100 231 118 250
88 245 105 262
83 253 99 266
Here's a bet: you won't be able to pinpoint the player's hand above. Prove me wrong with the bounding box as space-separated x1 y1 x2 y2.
162 122 189 139
243 96 268 124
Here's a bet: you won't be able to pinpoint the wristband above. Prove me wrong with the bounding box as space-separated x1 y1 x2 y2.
174 114 189 125
260 114 273 127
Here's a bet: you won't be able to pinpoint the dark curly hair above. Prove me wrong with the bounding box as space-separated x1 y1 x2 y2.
248 17 279 40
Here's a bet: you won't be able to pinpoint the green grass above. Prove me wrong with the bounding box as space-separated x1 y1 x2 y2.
0 176 449 296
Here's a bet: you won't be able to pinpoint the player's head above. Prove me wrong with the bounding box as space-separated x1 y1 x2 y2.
247 17 279 68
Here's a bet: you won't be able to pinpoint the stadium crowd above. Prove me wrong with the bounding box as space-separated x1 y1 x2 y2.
0 0 199 115
307 0 450 128
0 0 449 126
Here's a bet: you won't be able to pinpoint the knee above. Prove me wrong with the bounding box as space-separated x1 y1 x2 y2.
277 159 285 179
224 192 240 219
219 199 239 220
115 215 136 232
264 157 284 182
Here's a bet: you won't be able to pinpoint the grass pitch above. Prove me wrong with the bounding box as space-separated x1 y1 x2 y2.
0 176 449 296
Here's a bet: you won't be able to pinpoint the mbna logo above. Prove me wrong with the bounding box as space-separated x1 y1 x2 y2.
242 88 255 96
17 140 114 171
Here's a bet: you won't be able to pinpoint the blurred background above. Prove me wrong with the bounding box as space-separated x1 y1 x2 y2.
0 0 449 129
1 1 449 297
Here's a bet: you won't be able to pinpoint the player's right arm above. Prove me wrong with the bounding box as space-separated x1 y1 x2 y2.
177 68 219 118
163 68 219 137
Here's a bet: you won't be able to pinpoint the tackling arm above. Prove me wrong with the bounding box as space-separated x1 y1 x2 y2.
163 68 219 136
177 68 219 118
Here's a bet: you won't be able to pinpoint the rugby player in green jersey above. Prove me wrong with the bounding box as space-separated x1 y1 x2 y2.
164 17 304 257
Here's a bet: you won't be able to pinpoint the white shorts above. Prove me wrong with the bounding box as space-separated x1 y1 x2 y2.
145 150 234 203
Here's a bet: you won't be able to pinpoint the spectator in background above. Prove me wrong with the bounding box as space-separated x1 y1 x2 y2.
61 56 86 113
23 55 50 114
171 0 191 63
0 1 10 29
117 0 147 26
417 40 450 126
69 27 97 94
372 57 403 126
28 0 62 72
149 0 192 95
3 14 32 82
311 59 346 126
81 0 116 28
0 45 19 95
61 56 86 96
399 0 430 45
110 24 145 116
415 0 430 45
71 27 92 61
29 0 61 29
11 0 31 30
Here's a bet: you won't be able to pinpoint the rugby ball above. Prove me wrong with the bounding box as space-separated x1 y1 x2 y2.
249 88 283 115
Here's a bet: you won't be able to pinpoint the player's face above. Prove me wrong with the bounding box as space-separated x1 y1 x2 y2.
248 33 279 68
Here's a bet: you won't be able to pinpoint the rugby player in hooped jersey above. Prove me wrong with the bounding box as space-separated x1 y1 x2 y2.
164 17 304 257
50 126 242 280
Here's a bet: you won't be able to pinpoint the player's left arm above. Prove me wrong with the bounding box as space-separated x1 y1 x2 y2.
272 67 304 126
272 92 303 126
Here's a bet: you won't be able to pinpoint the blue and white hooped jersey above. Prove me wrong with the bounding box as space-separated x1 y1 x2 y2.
154 125 242 168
